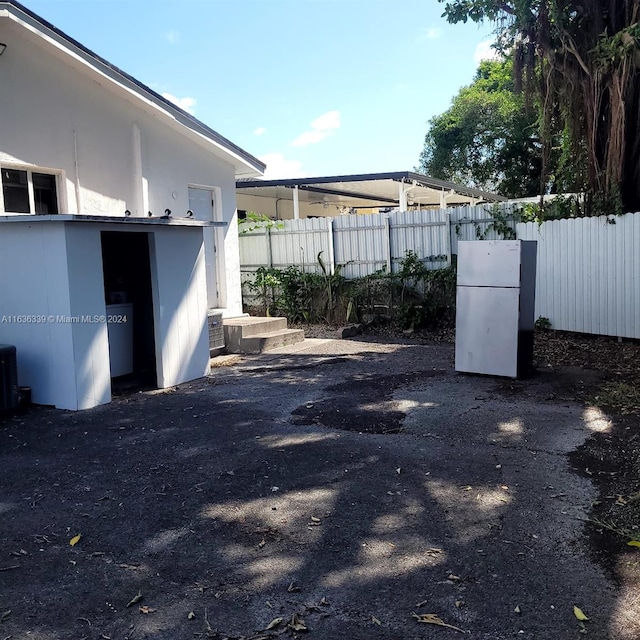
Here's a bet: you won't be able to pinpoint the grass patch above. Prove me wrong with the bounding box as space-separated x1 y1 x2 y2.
591 381 640 415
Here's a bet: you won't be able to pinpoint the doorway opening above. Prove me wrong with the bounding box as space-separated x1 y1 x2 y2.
100 231 156 392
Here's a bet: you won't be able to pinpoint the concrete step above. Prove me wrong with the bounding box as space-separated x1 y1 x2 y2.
223 316 304 353
238 328 305 354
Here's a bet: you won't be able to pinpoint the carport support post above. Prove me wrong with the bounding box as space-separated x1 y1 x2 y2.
293 186 300 220
266 225 273 268
326 217 336 275
384 215 392 274
398 182 408 212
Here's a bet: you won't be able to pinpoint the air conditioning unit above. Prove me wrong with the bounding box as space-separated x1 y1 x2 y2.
0 344 19 411
208 312 225 351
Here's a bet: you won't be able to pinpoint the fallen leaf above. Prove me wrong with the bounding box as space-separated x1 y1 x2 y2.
287 581 300 593
265 617 283 630
257 538 266 549
319 597 329 606
396 468 402 474
412 613 466 633
574 605 589 621
447 574 462 582
1 610 11 622
514 605 521 614
627 540 640 547
288 613 308 632
69 534 81 546
187 611 196 620
425 548 443 556
455 600 465 609
462 486 472 492
372 616 381 625
304 604 321 613
139 606 156 614
126 590 143 607
310 516 321 523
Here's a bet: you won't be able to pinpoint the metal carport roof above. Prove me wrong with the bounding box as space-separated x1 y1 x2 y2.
236 171 506 216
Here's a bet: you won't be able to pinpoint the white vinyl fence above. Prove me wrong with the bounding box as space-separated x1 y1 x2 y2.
518 213 640 339
239 208 454 279
239 208 640 340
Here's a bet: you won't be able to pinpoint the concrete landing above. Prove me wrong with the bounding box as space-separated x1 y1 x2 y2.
223 316 305 354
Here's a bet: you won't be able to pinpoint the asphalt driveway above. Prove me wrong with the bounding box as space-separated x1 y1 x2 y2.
0 336 625 639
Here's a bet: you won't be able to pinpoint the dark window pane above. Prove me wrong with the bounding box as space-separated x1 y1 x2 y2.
2 169 30 213
33 173 58 214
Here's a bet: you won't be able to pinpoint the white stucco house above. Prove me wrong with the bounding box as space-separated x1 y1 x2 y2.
0 1 265 410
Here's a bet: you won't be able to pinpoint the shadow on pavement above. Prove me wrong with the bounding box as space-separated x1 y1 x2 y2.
0 337 625 639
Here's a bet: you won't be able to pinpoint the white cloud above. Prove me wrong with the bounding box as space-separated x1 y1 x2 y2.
311 110 340 130
165 30 180 44
253 127 267 136
423 27 442 39
259 153 306 179
474 39 501 64
291 130 329 147
161 92 196 115
291 110 340 147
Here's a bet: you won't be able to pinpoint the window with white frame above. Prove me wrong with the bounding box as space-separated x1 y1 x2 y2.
1 167 59 214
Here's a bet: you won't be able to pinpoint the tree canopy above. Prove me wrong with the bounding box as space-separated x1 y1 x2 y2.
418 57 543 198
439 0 640 214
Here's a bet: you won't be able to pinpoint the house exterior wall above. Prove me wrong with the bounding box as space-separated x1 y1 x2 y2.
0 222 79 408
65 225 111 409
237 193 344 220
150 226 210 387
0 219 210 410
0 18 243 315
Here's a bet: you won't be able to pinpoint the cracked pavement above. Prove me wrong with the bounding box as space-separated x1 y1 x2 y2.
0 336 625 639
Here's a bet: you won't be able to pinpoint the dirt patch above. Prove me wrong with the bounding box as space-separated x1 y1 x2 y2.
291 370 444 434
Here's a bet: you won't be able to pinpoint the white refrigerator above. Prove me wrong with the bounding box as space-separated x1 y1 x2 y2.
455 240 537 378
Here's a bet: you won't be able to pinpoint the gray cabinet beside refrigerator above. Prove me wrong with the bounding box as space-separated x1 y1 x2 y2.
455 240 537 378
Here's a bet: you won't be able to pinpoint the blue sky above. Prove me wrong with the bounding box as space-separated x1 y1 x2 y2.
25 0 494 179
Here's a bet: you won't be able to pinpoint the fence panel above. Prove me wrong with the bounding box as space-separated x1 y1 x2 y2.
517 212 640 339
238 227 271 270
269 217 332 273
389 209 450 271
449 203 519 254
332 212 390 279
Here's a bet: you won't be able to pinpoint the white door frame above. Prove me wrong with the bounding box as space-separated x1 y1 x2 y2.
188 185 225 309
